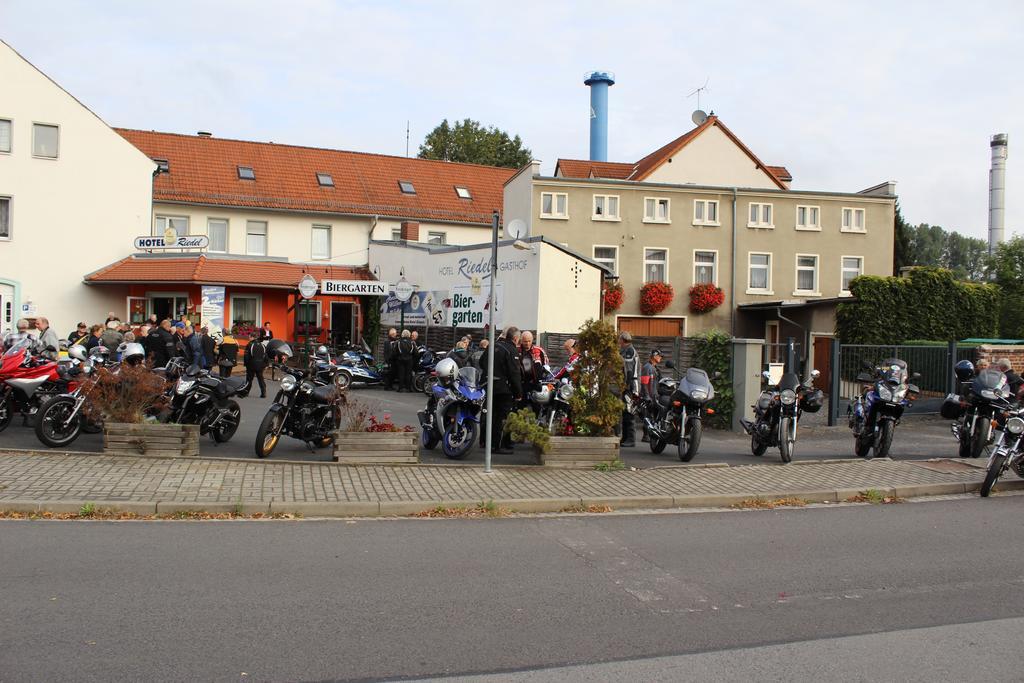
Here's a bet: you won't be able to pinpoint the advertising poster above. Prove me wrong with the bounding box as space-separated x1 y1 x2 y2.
380 290 450 327
448 284 503 329
200 286 226 333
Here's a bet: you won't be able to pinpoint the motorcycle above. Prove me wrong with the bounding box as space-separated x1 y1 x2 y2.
309 345 345 388
980 408 1024 497
946 361 1015 459
413 348 445 394
418 361 485 459
742 368 823 463
335 342 384 389
165 363 248 443
643 362 716 462
255 341 341 458
848 359 921 459
529 376 574 435
0 340 68 432
33 345 110 448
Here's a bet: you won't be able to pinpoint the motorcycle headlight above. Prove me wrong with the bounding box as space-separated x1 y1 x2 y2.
876 384 893 402
691 389 708 400
558 384 574 401
280 374 297 392
892 386 907 401
175 379 195 395
779 389 796 405
1007 417 1024 435
981 389 998 400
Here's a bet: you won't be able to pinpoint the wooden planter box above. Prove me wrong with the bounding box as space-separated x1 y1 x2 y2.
334 431 420 465
103 423 200 458
541 436 620 469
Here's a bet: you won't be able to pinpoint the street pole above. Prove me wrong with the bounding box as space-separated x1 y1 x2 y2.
484 210 499 474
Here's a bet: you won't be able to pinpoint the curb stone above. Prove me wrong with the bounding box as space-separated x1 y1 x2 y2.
269 500 381 517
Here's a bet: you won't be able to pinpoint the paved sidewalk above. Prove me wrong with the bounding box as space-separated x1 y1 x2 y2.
1 449 1018 516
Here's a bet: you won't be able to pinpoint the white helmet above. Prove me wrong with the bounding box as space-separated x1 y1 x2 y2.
434 357 458 381
68 345 88 362
122 342 146 365
530 385 553 405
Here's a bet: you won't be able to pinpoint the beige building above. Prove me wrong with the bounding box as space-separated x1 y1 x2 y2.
504 116 896 366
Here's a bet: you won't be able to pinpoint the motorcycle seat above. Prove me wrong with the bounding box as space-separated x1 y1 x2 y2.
312 384 337 404
222 376 248 394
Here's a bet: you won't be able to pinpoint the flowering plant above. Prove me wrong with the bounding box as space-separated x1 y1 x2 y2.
232 323 258 339
689 283 725 314
366 413 415 433
639 282 674 316
602 282 624 313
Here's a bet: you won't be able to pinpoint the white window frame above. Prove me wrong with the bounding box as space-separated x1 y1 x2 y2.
540 192 569 219
794 253 821 296
747 251 773 295
795 205 821 231
296 299 322 327
0 195 11 240
747 202 774 229
454 186 472 199
592 194 621 221
154 215 189 239
206 217 229 254
693 199 720 226
841 207 866 233
0 118 11 154
31 122 59 159
643 197 671 224
840 255 864 295
427 231 447 246
311 224 332 260
316 173 334 187
592 245 619 276
692 249 719 286
229 293 262 329
391 228 402 241
643 247 669 284
246 220 268 256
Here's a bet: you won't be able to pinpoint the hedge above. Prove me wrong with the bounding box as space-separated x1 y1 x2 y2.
692 330 733 430
836 267 999 344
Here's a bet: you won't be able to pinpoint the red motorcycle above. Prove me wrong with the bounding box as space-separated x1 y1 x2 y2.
0 341 74 432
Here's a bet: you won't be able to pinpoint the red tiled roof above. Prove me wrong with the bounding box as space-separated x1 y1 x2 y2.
85 255 374 289
765 165 792 183
555 159 634 179
116 129 515 225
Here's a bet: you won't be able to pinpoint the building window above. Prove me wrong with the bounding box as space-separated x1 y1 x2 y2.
427 231 447 246
207 218 228 253
398 180 416 195
842 207 866 232
841 256 864 293
0 119 11 153
643 248 668 283
0 196 10 239
693 199 719 226
316 173 334 187
154 215 188 240
593 194 620 220
643 197 670 223
32 123 59 158
230 294 261 332
237 166 255 180
796 205 821 230
693 250 717 285
593 245 618 276
540 192 568 218
748 252 772 293
153 158 170 173
455 186 472 199
391 228 402 241
748 202 773 228
312 224 331 260
795 254 819 294
297 300 321 331
246 220 268 256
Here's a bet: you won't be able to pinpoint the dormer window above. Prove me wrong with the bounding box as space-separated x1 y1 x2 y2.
455 186 471 199
316 173 334 187
153 158 170 173
237 166 255 180
398 180 416 195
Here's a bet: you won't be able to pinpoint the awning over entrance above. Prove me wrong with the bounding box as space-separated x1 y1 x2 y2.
737 297 849 311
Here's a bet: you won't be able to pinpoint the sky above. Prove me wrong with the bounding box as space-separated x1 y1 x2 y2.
4 0 1022 240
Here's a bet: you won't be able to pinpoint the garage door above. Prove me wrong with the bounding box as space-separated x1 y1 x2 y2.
617 316 685 337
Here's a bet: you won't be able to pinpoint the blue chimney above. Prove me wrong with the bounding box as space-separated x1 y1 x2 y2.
584 71 615 162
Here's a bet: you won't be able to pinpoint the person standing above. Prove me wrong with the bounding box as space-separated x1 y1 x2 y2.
618 331 640 448
33 317 61 360
244 333 268 398
397 329 415 392
217 332 239 378
84 324 104 352
259 321 274 342
553 339 579 381
483 326 523 454
147 319 175 367
3 319 33 351
449 339 470 368
383 328 399 390
519 331 550 395
100 320 123 352
200 327 217 369
68 322 89 347
639 349 663 442
470 338 488 371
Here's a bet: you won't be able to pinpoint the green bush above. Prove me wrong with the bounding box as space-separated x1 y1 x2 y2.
503 408 551 453
692 330 733 430
567 318 624 437
836 267 999 344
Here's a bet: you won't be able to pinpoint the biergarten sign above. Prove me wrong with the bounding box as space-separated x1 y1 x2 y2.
134 235 210 250
298 274 318 299
321 280 388 296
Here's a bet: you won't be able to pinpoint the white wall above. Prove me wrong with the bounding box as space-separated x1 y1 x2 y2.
0 41 155 333
536 242 601 334
644 125 779 189
502 162 538 237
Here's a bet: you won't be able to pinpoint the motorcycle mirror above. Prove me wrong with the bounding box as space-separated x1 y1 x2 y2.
761 370 771 380
861 360 873 370
811 369 820 378
911 372 921 380
713 371 722 379
664 361 675 369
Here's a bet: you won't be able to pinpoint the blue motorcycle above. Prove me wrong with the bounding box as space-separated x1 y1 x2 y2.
418 364 485 459
849 358 920 459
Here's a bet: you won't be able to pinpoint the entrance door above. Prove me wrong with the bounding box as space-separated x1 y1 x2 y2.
766 321 781 363
149 294 188 322
813 336 833 394
331 302 354 346
0 283 14 335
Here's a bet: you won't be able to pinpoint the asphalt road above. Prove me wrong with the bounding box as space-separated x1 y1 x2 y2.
0 383 971 467
2 497 1023 681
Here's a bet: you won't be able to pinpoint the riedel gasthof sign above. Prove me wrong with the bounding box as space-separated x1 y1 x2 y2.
134 235 209 250
321 280 388 296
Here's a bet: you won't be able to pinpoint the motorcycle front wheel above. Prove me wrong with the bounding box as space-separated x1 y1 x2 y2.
649 437 667 454
678 418 701 462
855 435 872 458
421 426 440 451
971 418 991 459
442 419 478 460
875 420 895 459
980 453 1007 497
255 410 284 458
212 400 241 443
34 396 82 448
751 432 768 457
779 417 795 463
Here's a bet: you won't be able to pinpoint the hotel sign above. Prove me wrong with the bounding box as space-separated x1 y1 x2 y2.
321 280 388 296
134 235 209 250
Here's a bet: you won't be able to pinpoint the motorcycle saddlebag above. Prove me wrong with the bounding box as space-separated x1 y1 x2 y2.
800 389 824 413
940 394 965 419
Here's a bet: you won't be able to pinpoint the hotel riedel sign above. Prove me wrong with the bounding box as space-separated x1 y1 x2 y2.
134 234 209 250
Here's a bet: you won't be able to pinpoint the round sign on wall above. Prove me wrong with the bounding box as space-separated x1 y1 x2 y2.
298 274 318 299
394 278 414 302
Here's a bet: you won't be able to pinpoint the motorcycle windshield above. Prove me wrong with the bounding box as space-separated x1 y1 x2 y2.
458 366 480 390
3 339 32 357
880 365 907 385
777 373 800 391
973 368 1007 393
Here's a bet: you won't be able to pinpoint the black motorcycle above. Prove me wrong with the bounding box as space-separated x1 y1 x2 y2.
643 362 716 462
255 346 341 458
946 362 1015 459
848 359 921 459
980 408 1024 497
743 369 823 463
165 363 247 443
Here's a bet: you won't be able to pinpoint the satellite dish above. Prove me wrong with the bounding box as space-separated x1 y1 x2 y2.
692 109 708 126
506 219 528 240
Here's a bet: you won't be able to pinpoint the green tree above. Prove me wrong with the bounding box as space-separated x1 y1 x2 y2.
418 118 532 168
944 231 988 281
987 236 1024 338
893 200 912 273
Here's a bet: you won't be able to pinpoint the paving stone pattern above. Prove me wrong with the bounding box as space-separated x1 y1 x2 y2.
0 450 990 506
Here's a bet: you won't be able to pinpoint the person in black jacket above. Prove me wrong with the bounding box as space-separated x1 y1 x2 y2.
618 331 641 448
396 329 415 392
383 328 399 390
244 332 268 398
199 327 217 369
481 326 523 454
146 319 176 368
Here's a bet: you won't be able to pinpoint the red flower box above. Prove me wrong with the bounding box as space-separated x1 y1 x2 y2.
689 283 725 314
639 282 674 315
602 282 624 312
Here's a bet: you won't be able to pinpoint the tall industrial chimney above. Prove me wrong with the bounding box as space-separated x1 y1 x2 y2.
584 71 615 162
989 133 1009 254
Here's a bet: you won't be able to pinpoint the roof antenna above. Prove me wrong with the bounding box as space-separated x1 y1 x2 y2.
405 121 410 157
686 78 711 119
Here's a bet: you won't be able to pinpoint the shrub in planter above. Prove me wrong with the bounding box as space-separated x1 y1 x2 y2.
83 364 169 425
503 408 551 454
689 283 725 314
334 396 418 464
566 318 624 437
639 282 674 315
602 282 624 313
